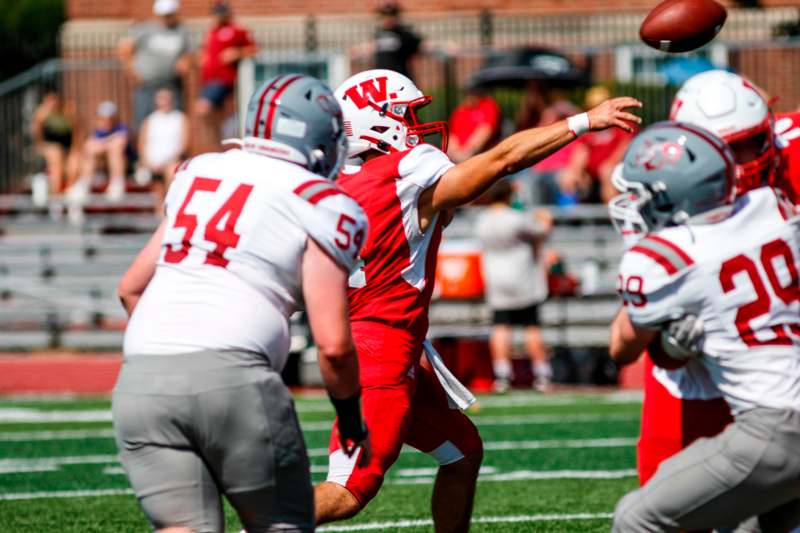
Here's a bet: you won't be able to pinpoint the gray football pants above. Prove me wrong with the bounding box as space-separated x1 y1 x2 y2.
112 350 313 533
613 407 800 533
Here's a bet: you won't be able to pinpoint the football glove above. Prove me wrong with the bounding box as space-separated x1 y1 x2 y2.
661 314 705 360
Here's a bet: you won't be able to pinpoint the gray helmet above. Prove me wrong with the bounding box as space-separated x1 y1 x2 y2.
609 121 737 239
242 74 347 179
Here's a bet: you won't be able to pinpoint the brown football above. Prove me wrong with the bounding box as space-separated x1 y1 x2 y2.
640 0 727 53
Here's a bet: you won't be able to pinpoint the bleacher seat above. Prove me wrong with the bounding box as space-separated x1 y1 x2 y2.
0 195 624 351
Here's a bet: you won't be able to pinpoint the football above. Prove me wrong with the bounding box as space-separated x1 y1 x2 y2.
648 341 690 371
640 0 727 53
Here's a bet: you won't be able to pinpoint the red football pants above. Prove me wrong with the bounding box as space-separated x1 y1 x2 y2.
326 321 483 506
638 355 733 485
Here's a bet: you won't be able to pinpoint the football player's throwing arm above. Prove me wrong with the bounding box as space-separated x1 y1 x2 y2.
303 239 370 462
418 97 642 230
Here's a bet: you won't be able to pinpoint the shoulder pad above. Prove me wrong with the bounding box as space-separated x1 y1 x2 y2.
628 234 694 277
293 179 347 205
619 237 694 328
295 179 368 272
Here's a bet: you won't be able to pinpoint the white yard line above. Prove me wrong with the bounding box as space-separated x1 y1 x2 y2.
0 455 118 469
1 466 635 498
0 488 133 501
0 428 117 441
269 392 644 412
484 437 637 451
0 392 642 419
475 391 642 408
0 408 112 423
0 412 639 439
317 512 614 531
469 412 638 425
0 465 59 474
306 437 635 457
393 469 637 485
396 466 498 477
0 437 634 467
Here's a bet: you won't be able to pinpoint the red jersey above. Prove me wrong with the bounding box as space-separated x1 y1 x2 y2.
200 22 255 86
577 128 634 179
337 145 454 340
448 95 501 147
775 111 800 204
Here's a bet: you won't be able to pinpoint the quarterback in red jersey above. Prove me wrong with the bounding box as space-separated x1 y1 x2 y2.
313 68 641 531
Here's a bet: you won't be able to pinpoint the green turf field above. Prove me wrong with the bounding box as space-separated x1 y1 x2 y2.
0 391 643 532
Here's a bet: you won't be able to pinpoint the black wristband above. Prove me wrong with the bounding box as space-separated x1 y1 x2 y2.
330 391 367 442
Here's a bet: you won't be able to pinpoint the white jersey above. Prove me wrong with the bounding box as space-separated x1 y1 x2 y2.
142 109 185 168
619 187 800 414
123 149 368 371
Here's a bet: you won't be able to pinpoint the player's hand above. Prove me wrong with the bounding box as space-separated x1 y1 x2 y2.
338 425 371 467
661 314 705 360
587 97 643 133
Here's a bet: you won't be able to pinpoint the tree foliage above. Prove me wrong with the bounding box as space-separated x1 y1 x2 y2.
0 0 65 82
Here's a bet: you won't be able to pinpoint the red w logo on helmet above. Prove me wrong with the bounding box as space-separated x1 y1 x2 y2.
344 77 392 110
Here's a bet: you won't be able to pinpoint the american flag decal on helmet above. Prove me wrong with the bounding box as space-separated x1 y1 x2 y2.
344 121 353 137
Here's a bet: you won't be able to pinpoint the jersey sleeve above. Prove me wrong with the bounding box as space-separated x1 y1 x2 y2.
297 184 369 273
397 144 455 189
395 144 455 236
618 235 697 329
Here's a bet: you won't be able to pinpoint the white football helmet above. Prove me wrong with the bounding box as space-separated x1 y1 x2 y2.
335 69 448 158
670 69 777 194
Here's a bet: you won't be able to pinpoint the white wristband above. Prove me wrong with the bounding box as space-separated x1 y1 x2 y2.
567 112 590 137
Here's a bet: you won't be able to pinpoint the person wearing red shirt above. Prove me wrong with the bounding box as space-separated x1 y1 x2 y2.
195 2 257 121
446 88 501 163
560 87 634 203
775 110 800 204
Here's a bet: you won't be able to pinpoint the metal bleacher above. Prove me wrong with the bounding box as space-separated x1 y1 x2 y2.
0 194 624 352
429 206 623 348
0 193 156 350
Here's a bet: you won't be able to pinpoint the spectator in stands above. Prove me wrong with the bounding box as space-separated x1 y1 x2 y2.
475 179 553 392
195 1 258 141
514 81 547 132
374 2 422 79
118 0 191 134
68 101 130 204
137 88 189 215
515 85 582 206
30 89 78 201
347 2 424 80
559 86 635 203
447 85 501 163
